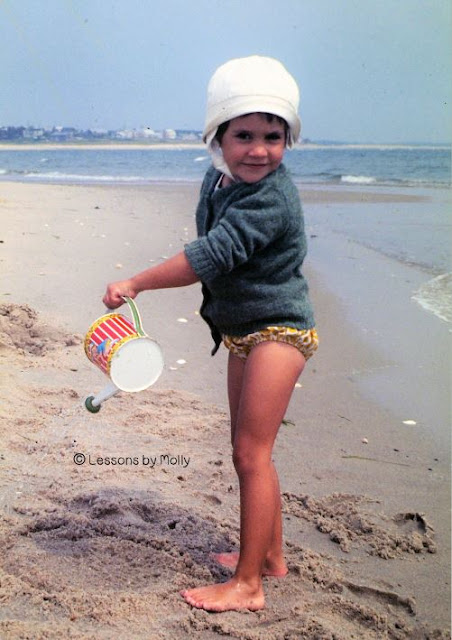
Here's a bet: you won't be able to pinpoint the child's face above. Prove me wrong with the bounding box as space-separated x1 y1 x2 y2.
219 113 286 184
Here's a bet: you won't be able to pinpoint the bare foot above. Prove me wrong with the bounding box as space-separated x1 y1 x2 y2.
180 577 265 612
212 551 288 577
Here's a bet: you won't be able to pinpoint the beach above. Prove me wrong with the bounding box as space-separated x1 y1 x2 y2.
0 180 450 639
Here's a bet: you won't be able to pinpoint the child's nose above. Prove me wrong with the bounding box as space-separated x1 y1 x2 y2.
249 143 267 157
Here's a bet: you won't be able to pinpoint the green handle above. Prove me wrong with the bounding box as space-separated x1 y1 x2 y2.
122 296 146 337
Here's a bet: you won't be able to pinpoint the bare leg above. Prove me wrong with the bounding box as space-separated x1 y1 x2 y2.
213 351 288 576
181 342 305 611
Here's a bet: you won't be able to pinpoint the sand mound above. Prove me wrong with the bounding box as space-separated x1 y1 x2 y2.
0 302 81 356
0 304 449 639
282 492 436 558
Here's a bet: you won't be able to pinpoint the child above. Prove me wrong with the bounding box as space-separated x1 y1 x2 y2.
103 55 318 612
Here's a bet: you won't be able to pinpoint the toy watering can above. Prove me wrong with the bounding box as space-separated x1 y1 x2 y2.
84 296 164 413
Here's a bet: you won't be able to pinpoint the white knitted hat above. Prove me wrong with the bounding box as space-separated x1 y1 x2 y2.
203 56 301 149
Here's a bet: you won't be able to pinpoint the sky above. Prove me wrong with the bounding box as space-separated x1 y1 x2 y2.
1 0 451 143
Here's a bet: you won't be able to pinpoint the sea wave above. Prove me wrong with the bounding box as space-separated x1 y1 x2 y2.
27 171 149 183
1 168 448 188
340 175 377 185
0 170 203 184
412 273 452 324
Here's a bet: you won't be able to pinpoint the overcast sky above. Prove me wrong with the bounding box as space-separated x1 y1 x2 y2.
1 0 451 143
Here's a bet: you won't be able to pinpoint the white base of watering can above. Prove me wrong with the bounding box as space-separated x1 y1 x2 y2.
109 337 163 392
84 340 164 413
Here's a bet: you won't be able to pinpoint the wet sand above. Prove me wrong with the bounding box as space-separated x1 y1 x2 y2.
0 181 450 639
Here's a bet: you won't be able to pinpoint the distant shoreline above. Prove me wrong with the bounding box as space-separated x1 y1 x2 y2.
0 142 205 152
0 142 449 152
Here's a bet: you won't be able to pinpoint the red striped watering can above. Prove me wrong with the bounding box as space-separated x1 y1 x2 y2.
84 296 163 412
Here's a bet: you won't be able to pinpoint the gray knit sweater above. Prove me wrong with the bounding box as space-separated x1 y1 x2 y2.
184 164 315 354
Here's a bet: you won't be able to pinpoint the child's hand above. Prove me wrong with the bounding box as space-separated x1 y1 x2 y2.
103 279 138 309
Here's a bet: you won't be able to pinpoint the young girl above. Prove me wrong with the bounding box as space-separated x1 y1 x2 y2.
103 55 318 612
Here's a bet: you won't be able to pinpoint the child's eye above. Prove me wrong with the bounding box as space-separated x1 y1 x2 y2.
266 132 283 142
235 131 252 140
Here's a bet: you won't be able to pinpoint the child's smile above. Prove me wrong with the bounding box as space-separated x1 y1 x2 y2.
219 113 286 185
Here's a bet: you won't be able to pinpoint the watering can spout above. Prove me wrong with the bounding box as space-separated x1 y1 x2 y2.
85 382 120 413
84 297 164 413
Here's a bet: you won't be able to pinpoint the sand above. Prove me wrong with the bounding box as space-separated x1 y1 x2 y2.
0 180 450 639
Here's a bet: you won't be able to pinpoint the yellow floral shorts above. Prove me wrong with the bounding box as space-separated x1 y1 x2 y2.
222 326 319 362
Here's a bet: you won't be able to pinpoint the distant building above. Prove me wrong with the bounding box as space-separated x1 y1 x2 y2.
0 126 25 140
49 127 78 141
0 124 204 143
22 127 45 140
177 130 203 141
163 128 177 140
141 127 159 139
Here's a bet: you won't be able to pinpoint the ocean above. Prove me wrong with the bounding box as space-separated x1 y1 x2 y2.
0 144 450 188
1 143 451 324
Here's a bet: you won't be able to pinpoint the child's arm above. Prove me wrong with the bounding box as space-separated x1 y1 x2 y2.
103 250 199 308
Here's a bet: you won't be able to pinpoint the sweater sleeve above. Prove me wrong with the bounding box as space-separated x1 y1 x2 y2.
185 186 290 283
